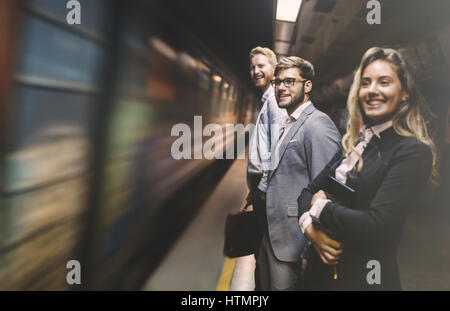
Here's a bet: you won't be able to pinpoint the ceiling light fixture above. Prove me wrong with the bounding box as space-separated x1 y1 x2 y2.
276 0 302 22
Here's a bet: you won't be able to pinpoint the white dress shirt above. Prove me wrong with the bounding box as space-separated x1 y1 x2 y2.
272 101 313 165
247 86 288 193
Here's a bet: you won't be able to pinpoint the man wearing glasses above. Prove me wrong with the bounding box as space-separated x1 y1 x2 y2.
255 56 341 290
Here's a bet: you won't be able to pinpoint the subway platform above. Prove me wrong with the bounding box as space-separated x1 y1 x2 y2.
142 155 450 291
142 156 249 290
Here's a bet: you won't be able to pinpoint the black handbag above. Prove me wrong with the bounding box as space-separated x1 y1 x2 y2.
223 202 261 258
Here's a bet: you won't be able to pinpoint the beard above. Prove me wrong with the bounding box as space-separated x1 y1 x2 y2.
252 75 270 89
277 84 305 111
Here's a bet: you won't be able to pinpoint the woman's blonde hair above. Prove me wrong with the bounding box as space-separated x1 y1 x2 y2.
343 47 438 184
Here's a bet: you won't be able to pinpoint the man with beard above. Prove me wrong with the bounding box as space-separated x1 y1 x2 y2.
246 47 287 242
255 56 341 290
230 47 287 291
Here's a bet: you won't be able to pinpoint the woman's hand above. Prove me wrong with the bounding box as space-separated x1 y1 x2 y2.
305 224 342 265
311 190 327 206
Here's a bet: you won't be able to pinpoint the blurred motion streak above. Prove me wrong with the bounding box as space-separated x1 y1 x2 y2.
0 0 258 290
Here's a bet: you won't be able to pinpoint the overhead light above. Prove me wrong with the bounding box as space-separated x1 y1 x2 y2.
212 74 222 83
276 0 302 22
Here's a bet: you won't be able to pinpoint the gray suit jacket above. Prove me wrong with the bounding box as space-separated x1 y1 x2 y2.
266 103 341 262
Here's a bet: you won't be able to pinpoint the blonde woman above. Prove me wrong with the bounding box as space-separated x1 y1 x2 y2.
297 47 438 290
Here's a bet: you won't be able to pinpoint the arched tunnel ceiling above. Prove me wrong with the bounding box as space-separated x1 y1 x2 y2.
290 0 450 86
154 0 449 98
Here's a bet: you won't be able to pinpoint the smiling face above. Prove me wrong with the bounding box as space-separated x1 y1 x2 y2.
249 54 275 92
274 67 312 115
359 60 408 125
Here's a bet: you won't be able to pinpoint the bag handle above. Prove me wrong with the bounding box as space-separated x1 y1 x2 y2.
240 190 253 212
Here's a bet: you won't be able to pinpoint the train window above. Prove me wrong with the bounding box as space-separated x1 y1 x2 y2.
178 51 212 92
210 74 222 118
195 61 211 92
11 87 92 150
16 16 105 86
147 76 176 103
228 85 238 115
116 57 149 98
221 81 230 101
120 35 148 60
228 85 235 102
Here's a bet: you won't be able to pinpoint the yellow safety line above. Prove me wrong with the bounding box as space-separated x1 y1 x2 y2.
216 257 236 291
216 191 250 291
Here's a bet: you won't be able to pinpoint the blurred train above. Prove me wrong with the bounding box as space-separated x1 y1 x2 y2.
0 0 259 290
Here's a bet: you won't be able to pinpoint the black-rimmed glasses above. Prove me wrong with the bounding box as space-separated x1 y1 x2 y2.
271 78 308 88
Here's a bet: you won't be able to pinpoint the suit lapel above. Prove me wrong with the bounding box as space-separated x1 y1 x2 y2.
343 135 389 192
268 104 316 182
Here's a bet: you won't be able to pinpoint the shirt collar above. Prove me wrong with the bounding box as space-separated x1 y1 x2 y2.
362 120 393 139
261 85 275 103
290 100 312 121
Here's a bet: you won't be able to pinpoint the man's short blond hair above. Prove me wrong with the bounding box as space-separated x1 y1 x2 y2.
249 47 277 67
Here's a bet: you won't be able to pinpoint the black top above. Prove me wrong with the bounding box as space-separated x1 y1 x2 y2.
297 127 433 290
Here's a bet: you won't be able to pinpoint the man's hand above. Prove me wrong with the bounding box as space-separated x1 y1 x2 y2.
258 190 266 202
311 190 327 206
305 224 342 265
241 190 254 212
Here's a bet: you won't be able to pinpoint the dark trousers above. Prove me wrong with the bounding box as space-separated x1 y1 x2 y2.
251 190 267 256
253 192 265 291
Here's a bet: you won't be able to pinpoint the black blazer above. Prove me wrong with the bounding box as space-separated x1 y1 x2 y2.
297 127 432 290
